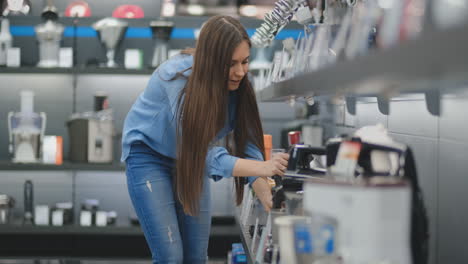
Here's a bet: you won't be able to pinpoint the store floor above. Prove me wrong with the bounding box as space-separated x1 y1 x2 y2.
0 260 226 264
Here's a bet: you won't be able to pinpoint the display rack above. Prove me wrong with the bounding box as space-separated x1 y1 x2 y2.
235 214 255 264
0 224 239 259
0 160 125 171
258 23 468 116
0 224 236 236
0 67 155 75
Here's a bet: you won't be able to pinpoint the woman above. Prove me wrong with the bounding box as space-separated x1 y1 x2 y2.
122 15 289 264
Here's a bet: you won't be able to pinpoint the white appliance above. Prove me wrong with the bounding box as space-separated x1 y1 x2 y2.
8 91 46 163
0 17 12 66
35 19 64 68
303 177 412 264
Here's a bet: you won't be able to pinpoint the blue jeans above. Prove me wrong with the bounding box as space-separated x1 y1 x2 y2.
126 141 211 264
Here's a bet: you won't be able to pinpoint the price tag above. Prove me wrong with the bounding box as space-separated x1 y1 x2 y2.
331 141 362 179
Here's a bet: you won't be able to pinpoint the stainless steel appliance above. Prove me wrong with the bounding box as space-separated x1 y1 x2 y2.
92 17 128 68
68 94 114 165
35 1 64 68
0 194 15 224
23 180 34 224
150 20 174 68
7 91 47 163
0 17 12 66
68 115 114 163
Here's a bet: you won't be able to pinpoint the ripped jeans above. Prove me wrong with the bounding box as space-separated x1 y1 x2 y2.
126 141 211 264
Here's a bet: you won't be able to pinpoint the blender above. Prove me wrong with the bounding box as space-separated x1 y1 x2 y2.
150 20 174 68
92 17 128 68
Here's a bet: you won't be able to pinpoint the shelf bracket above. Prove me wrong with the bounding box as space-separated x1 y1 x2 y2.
345 97 356 115
425 89 440 116
377 96 390 115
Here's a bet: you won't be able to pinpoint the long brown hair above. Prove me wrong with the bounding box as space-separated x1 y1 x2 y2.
176 15 265 216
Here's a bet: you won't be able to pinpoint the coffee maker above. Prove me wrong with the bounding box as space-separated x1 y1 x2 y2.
35 0 64 68
8 91 47 163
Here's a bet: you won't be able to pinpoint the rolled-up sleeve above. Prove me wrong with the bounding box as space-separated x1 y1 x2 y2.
244 142 264 185
205 142 264 185
206 146 239 181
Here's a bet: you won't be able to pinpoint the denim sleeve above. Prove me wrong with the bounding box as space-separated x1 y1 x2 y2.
205 143 264 185
205 146 239 181
244 142 265 185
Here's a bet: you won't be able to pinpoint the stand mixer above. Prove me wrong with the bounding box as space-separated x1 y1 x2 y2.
7 91 46 163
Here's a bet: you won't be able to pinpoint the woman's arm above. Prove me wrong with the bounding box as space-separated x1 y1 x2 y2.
232 152 289 178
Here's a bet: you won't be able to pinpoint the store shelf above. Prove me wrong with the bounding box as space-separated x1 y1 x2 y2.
0 223 240 259
0 225 142 235
0 224 237 236
257 23 468 116
0 160 125 171
0 66 155 75
235 215 255 264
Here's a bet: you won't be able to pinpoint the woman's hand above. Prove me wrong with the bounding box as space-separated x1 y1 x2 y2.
252 177 273 212
232 153 289 178
261 152 289 177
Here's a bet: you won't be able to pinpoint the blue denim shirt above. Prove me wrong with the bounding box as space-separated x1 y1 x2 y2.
121 54 261 183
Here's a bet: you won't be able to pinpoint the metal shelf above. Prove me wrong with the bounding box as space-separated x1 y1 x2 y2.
0 223 239 259
0 224 237 236
0 160 126 171
235 214 255 264
257 23 468 116
0 66 155 75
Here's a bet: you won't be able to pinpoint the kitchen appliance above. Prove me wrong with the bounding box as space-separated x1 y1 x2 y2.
34 205 49 226
93 17 128 68
303 177 412 264
93 91 108 111
112 5 145 19
1 0 31 16
326 133 429 263
23 180 34 225
432 0 468 29
150 20 174 68
0 194 15 224
8 90 47 163
54 202 73 225
0 17 12 66
274 215 309 264
68 92 114 163
67 114 114 163
271 144 326 212
286 144 326 177
35 1 64 68
275 214 338 264
80 199 99 226
64 0 91 17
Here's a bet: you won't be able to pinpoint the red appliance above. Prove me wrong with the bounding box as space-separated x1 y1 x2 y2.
112 5 145 19
64 0 91 17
